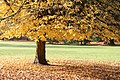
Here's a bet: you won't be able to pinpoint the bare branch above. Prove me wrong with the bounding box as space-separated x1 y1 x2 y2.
4 0 10 6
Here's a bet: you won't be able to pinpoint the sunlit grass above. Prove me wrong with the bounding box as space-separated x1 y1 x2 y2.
0 41 120 62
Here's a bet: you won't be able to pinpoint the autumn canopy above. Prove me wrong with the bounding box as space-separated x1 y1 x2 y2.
0 0 120 64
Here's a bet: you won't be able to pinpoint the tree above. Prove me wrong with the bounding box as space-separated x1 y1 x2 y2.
0 0 120 64
90 0 120 45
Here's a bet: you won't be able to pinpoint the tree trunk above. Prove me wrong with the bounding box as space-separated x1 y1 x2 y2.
83 39 87 45
34 39 48 65
109 39 115 46
80 41 83 45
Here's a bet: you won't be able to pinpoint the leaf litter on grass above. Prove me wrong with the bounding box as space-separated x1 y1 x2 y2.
0 57 120 80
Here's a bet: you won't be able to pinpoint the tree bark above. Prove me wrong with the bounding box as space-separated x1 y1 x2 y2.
80 41 83 45
34 39 48 65
83 39 87 45
109 39 115 46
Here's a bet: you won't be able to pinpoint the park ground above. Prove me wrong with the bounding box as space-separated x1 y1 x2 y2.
0 41 120 80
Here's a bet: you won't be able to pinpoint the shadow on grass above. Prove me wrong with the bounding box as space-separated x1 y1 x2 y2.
0 44 103 49
46 44 108 48
0 44 36 48
0 43 120 49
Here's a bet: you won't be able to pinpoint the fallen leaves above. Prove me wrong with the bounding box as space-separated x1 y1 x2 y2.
0 57 120 80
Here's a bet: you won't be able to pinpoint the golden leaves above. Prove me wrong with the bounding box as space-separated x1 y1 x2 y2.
0 0 120 42
63 2 73 8
0 1 9 16
0 57 119 80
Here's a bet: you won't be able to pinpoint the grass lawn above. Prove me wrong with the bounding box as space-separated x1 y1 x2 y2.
0 41 120 80
0 41 120 62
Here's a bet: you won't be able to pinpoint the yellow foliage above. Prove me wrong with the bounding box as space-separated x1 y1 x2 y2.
0 0 120 42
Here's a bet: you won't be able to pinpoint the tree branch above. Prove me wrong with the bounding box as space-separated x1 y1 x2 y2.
4 0 10 6
0 1 26 21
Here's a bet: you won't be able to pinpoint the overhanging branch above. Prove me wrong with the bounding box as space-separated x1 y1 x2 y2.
4 0 10 6
0 0 26 21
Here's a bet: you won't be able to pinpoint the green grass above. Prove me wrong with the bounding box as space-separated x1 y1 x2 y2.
0 41 120 61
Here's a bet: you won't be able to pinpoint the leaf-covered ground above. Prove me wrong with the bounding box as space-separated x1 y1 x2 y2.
0 57 120 80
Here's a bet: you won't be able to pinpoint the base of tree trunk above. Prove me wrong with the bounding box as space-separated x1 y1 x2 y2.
33 57 48 65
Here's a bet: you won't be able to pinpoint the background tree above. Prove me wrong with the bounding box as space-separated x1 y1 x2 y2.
0 0 120 64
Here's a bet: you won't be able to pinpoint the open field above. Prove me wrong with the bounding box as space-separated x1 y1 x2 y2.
0 41 120 61
0 41 120 80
